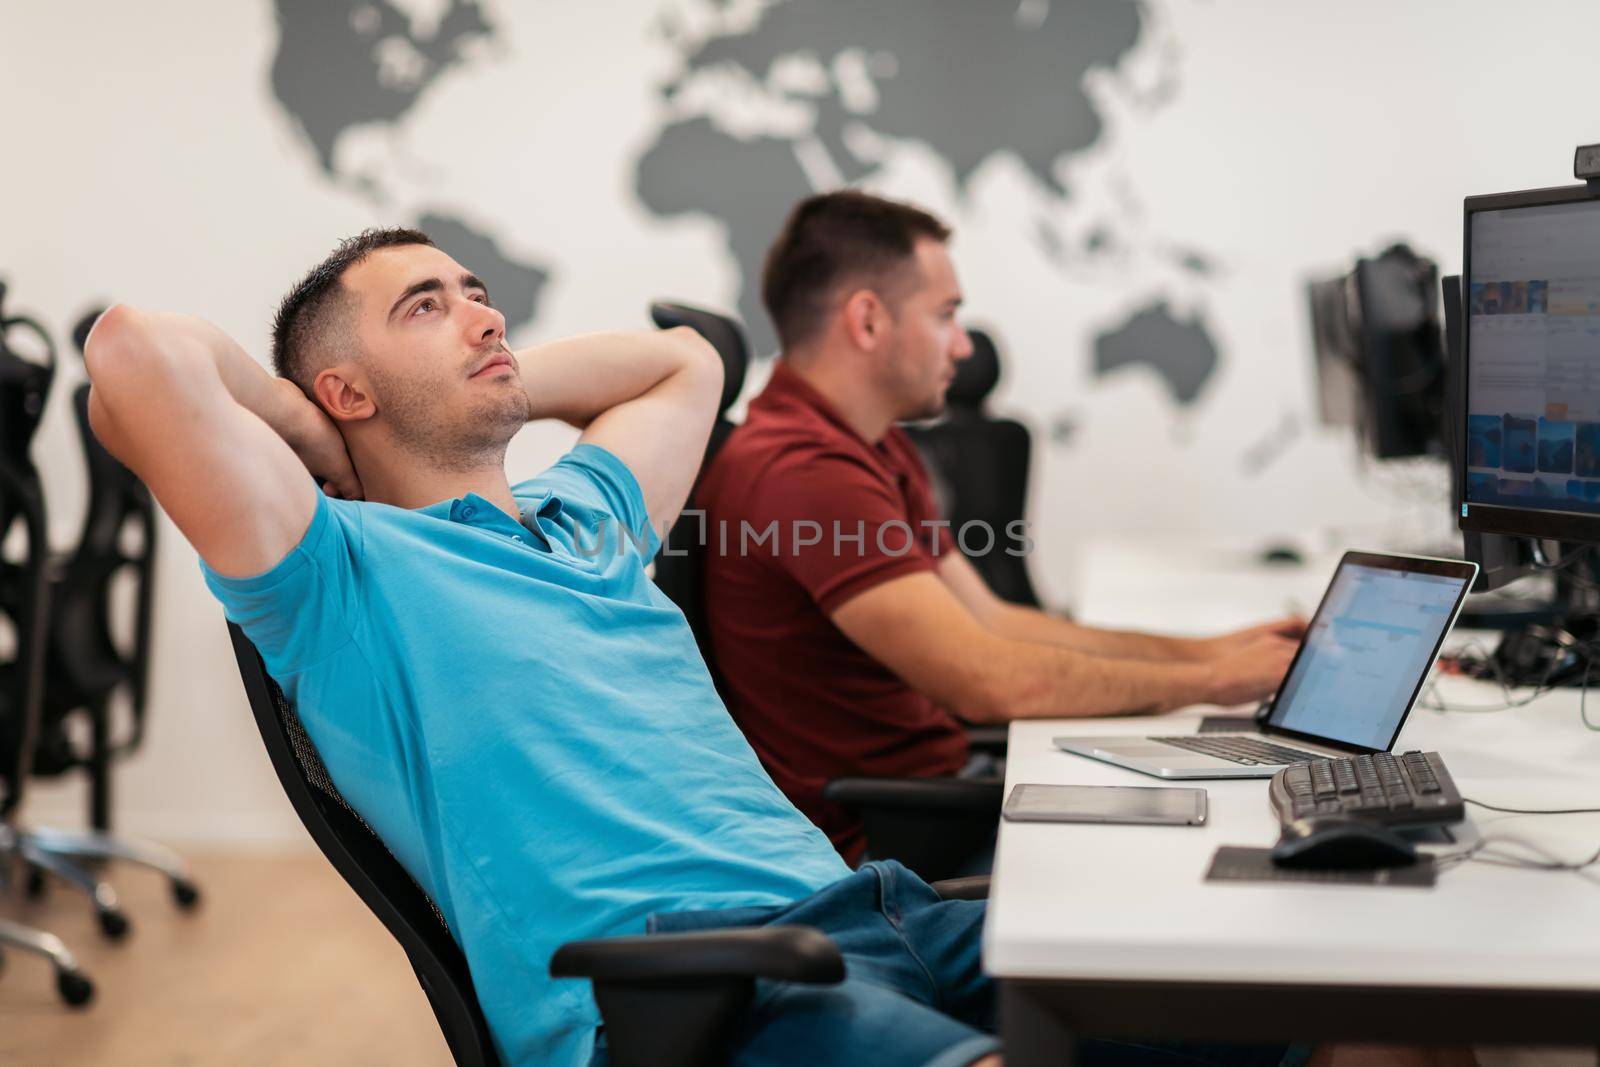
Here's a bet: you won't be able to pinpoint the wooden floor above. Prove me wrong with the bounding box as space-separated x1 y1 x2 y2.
0 849 451 1066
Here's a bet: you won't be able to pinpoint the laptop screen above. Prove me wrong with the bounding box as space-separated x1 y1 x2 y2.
1266 558 1474 750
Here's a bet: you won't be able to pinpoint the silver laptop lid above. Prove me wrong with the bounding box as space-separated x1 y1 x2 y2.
1262 551 1478 753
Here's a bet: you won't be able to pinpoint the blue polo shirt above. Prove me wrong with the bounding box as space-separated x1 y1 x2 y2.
203 444 850 1067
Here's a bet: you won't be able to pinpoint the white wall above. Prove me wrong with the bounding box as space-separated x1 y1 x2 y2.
5 0 1598 843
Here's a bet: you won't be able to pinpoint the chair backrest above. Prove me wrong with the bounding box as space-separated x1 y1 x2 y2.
646 302 750 670
0 288 55 818
225 623 501 1067
907 328 1042 608
0 461 49 821
36 380 160 773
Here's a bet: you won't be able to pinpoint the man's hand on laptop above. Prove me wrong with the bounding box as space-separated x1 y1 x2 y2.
273 378 364 501
1199 616 1307 660
1201 631 1299 708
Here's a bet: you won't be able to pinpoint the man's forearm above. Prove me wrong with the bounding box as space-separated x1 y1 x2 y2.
963 638 1215 722
87 308 313 452
516 328 716 428
988 603 1206 661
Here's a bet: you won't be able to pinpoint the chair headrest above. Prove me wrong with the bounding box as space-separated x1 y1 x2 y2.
649 302 749 417
946 328 1000 409
73 307 106 359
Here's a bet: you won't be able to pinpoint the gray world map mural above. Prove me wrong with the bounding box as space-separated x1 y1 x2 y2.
266 0 1219 407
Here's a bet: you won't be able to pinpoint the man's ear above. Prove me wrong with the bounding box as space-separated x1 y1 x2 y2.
841 288 888 352
312 365 376 423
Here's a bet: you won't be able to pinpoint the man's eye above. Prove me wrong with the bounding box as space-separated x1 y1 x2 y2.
413 299 436 315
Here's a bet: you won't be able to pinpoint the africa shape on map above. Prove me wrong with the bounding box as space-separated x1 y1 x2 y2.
269 0 549 336
266 0 1217 406
636 0 1222 404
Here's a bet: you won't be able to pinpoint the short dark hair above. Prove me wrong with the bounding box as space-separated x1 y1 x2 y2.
271 227 435 392
761 190 951 350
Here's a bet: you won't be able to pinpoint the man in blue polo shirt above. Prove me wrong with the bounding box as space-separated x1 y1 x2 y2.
82 229 1301 1067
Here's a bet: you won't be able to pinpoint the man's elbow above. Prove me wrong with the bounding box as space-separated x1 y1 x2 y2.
82 303 141 384
665 327 723 392
941 663 1026 725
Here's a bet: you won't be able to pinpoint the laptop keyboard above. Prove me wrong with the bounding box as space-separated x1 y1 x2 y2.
1151 734 1326 767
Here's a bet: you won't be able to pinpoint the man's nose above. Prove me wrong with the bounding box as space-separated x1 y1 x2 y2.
952 327 975 361
469 299 506 344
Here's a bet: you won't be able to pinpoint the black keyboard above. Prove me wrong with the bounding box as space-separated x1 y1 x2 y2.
1153 734 1327 767
1269 750 1465 827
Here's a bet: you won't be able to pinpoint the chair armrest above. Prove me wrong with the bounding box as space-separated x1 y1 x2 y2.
551 925 844 984
930 875 990 901
821 776 1003 813
963 725 1009 754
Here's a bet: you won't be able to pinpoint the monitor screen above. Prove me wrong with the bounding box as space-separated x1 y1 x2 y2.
1462 189 1600 539
1268 558 1473 751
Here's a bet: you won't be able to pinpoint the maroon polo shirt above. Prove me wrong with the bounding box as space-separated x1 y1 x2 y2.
697 362 970 863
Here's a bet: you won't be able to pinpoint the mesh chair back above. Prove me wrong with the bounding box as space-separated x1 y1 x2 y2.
34 384 159 774
0 303 54 818
226 623 501 1067
907 328 1042 608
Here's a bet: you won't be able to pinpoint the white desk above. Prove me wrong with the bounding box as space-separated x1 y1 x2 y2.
985 542 1600 1062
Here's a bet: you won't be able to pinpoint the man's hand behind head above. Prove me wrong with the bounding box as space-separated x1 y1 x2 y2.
273 378 364 500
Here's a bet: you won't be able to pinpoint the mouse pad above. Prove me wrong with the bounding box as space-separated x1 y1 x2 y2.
1204 846 1437 888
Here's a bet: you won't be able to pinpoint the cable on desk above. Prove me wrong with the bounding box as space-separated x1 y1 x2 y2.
1436 835 1600 875
1465 798 1600 815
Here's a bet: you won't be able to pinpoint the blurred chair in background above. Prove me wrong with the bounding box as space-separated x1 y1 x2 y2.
0 284 95 1004
906 327 1042 610
20 307 199 922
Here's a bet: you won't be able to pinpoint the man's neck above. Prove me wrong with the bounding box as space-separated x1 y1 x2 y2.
784 353 897 444
354 449 519 519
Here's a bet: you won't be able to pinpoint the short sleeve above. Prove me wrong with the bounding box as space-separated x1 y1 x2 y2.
754 452 942 615
200 490 362 676
514 443 661 557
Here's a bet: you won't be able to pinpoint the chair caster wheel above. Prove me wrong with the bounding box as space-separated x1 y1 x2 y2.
57 969 94 1007
24 866 47 899
97 909 130 941
171 879 201 910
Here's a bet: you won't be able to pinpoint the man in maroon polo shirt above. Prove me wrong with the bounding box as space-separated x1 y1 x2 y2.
696 191 1302 863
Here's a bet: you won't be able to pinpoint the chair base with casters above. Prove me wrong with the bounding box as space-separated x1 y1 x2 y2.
822 776 1005 884
0 916 95 1006
10 824 201 939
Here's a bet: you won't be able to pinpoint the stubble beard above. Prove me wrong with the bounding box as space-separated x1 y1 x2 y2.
367 362 533 473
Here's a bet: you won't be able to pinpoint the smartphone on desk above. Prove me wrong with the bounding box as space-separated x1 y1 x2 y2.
1003 783 1208 826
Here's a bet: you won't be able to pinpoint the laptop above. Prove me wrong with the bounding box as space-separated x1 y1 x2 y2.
1054 551 1479 779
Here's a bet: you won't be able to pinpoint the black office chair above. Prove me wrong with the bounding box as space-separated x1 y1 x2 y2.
645 303 1003 884
0 288 95 1005
227 622 859 1067
17 309 199 925
907 327 1042 609
34 310 160 825
647 301 748 677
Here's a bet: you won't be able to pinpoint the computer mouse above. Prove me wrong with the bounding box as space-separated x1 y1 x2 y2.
1258 544 1305 566
1269 816 1418 870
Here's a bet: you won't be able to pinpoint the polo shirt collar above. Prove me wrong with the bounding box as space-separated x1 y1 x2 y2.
417 490 566 548
762 361 874 447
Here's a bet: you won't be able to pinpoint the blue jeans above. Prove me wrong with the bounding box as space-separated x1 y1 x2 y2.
591 861 1296 1067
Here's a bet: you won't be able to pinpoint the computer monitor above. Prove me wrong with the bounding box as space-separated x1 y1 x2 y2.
1307 244 1445 459
1459 184 1600 544
1442 273 1539 592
